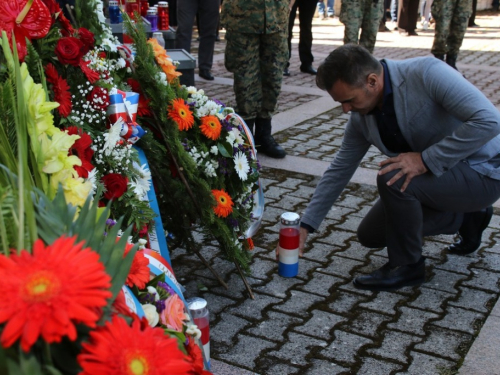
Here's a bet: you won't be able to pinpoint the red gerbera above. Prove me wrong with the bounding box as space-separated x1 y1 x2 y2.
123 244 150 290
127 78 152 117
78 315 194 375
79 59 100 84
0 236 112 352
200 115 222 140
66 126 94 178
212 189 234 218
45 63 72 117
168 98 194 131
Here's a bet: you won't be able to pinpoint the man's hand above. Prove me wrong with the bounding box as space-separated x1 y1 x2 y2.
379 152 428 192
275 226 310 260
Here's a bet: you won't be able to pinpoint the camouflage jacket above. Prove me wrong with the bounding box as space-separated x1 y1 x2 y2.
221 0 290 34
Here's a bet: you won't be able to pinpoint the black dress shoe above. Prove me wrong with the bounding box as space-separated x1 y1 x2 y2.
199 69 214 80
300 65 317 75
283 68 290 76
448 206 493 255
353 257 426 291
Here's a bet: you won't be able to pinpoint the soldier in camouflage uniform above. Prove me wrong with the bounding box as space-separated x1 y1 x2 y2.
431 0 472 70
339 0 385 53
220 0 289 158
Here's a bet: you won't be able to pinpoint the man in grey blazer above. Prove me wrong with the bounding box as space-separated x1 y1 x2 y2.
299 44 500 291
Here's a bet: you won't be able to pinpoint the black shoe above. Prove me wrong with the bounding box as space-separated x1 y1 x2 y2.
300 65 317 75
353 257 426 291
433 54 445 61
254 118 286 158
468 23 480 27
447 206 493 255
199 69 214 80
283 68 290 76
445 54 458 70
379 25 391 32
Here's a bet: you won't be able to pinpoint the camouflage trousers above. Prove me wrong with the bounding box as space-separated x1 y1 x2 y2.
431 0 472 56
339 0 384 53
224 31 288 121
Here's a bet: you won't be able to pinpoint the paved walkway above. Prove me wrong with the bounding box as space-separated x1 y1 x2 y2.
171 11 500 374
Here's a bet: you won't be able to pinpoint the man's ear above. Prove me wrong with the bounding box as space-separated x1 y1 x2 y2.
367 73 378 88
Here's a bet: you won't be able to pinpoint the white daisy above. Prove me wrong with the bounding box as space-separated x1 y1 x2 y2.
130 162 152 198
234 152 250 181
103 118 123 155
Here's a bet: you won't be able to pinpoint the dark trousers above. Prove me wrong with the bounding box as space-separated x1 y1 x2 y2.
468 0 477 25
176 0 220 70
397 0 420 31
287 0 317 69
357 162 500 266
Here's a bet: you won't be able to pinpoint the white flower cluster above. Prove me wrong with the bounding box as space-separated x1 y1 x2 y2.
185 86 224 118
155 71 168 86
83 47 122 86
91 120 134 175
69 81 107 126
95 0 120 52
188 146 219 178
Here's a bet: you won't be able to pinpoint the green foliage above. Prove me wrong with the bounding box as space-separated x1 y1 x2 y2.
74 0 108 46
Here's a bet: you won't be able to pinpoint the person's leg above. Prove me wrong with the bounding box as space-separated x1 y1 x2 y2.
297 0 317 69
359 0 384 53
318 0 326 17
376 162 500 267
224 31 261 122
391 0 399 22
468 0 477 26
446 0 472 67
339 0 363 45
327 0 335 16
431 0 452 57
175 0 198 53
197 0 220 71
287 1 299 70
255 32 288 158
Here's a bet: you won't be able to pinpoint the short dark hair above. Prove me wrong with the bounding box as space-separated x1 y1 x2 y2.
316 44 382 91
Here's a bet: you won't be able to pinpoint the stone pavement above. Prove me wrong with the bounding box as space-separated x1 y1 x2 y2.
171 11 500 375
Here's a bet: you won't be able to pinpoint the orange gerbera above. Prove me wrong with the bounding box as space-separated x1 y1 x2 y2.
124 245 150 290
0 236 111 352
168 98 194 131
212 189 234 218
78 315 194 375
200 115 222 140
147 38 182 83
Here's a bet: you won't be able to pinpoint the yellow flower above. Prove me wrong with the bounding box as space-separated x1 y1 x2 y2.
62 177 93 207
40 131 81 174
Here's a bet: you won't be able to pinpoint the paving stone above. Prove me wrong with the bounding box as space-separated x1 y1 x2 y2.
332 240 372 261
259 363 301 375
435 255 481 275
199 292 240 316
463 268 500 292
316 230 357 249
295 258 326 281
305 359 349 375
448 287 496 313
248 258 276 280
356 357 404 374
255 273 303 299
302 240 341 264
273 290 325 315
415 326 473 361
336 216 362 233
367 330 422 363
227 292 282 321
396 351 456 375
293 309 346 339
475 252 500 272
247 310 303 343
212 313 252 346
408 287 455 314
387 307 439 336
218 334 276 370
359 291 408 315
267 332 327 366
431 306 484 335
319 256 365 278
297 272 345 297
320 330 373 365
327 290 371 315
342 309 393 338
425 268 468 294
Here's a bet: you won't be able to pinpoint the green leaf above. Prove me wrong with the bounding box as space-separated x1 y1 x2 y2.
19 350 42 375
217 142 232 158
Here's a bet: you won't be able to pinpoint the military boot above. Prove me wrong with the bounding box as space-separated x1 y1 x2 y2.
446 54 458 70
433 54 444 61
254 118 286 159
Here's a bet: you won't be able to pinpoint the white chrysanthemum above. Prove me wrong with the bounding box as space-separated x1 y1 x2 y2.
147 286 160 301
229 127 244 146
138 238 148 249
234 152 250 181
86 167 98 196
130 163 152 198
210 145 219 155
102 118 123 156
116 57 126 68
186 323 202 339
186 86 197 95
142 304 160 327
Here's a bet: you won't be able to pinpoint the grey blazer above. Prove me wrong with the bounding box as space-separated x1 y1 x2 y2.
301 57 500 231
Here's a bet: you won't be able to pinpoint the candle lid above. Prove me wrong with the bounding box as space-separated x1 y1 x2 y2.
280 212 300 225
157 1 168 6
109 0 119 5
146 8 157 15
186 297 207 311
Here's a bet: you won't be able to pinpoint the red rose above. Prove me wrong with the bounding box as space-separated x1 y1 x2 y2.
78 27 95 54
86 86 109 111
102 174 128 200
55 37 85 66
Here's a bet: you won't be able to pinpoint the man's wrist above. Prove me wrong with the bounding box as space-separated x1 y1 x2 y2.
300 222 315 233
